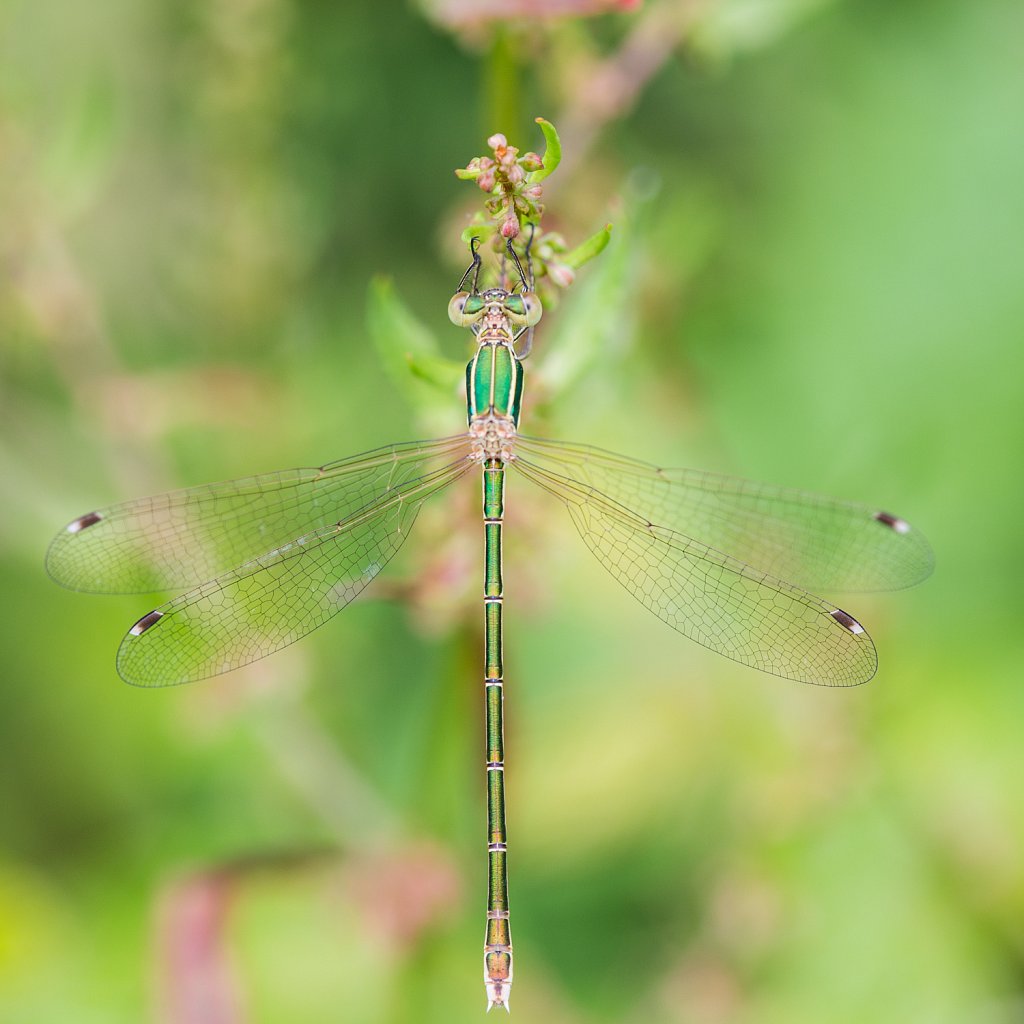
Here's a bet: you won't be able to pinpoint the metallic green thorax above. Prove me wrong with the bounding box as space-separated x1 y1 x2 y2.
451 283 542 1011
466 337 524 426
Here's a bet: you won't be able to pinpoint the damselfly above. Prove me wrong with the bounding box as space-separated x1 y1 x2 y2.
47 240 932 1010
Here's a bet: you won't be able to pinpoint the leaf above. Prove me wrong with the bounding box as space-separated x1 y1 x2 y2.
563 223 613 269
461 223 497 245
538 212 636 401
407 350 466 391
366 277 461 419
529 117 561 184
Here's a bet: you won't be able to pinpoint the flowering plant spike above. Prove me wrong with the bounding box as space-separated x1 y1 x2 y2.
456 118 611 307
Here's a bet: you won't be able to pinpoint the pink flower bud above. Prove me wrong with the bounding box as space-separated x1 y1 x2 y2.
524 184 543 199
477 171 496 192
500 214 521 239
506 164 524 184
478 156 494 171
487 133 508 152
548 262 575 288
520 152 543 172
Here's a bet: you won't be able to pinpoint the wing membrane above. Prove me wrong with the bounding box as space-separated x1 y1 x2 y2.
116 455 473 686
516 437 932 592
513 456 877 686
47 436 471 593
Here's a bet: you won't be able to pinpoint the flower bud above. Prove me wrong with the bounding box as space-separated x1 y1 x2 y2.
547 261 575 288
500 214 521 239
478 156 494 171
520 152 543 172
524 184 543 200
506 163 525 184
487 133 508 152
477 171 496 192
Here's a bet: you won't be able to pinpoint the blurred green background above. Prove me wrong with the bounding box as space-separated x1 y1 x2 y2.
2 0 1022 1021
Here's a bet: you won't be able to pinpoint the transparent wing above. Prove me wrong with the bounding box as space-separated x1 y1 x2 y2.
47 436 472 593
515 437 932 592
116 455 473 686
513 456 878 686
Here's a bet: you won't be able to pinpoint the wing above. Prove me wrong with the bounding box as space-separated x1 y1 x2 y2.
515 436 933 592
512 456 878 686
116 454 473 686
47 436 472 593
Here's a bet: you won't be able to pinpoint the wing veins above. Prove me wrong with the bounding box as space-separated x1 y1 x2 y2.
47 436 471 593
513 456 877 686
117 455 473 686
516 436 932 592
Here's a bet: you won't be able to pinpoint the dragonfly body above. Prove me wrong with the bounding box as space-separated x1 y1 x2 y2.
47 267 932 1012
461 286 535 1008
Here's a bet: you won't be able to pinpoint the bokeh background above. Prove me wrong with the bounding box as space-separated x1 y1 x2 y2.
2 1 1022 1021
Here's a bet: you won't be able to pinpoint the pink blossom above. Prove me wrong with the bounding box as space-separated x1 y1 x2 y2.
548 262 575 288
500 214 521 239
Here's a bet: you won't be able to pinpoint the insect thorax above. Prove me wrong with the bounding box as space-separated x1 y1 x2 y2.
452 285 540 462
465 325 525 452
469 414 517 463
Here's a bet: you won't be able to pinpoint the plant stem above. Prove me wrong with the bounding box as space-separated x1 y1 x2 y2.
485 27 522 141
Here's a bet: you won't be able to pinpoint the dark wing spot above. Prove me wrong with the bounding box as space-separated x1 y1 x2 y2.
67 511 103 533
874 511 911 534
130 610 163 635
829 608 865 635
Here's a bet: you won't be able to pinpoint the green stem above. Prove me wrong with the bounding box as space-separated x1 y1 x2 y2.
484 28 521 140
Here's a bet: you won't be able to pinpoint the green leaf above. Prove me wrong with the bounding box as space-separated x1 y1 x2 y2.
461 223 497 245
563 223 613 269
529 117 561 183
538 212 637 401
407 350 464 390
366 277 460 419
454 167 481 180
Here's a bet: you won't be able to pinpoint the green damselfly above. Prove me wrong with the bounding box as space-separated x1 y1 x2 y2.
47 241 932 1010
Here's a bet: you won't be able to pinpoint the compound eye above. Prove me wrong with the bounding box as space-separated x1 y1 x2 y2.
503 292 543 327
516 291 543 327
503 294 526 320
448 292 486 327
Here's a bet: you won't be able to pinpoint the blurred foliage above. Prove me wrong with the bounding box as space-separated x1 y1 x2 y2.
2 0 1024 1022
